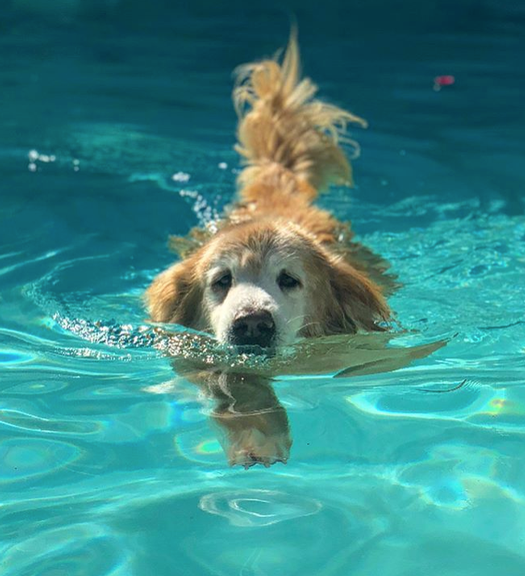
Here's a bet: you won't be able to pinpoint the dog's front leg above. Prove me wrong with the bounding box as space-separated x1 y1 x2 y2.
207 372 292 468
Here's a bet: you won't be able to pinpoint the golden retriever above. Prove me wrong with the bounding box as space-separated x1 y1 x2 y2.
146 33 392 351
144 33 401 467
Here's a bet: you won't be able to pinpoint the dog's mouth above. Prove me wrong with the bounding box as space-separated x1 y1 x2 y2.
231 343 277 358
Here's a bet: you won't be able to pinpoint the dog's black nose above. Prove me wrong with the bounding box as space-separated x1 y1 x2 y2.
230 311 276 349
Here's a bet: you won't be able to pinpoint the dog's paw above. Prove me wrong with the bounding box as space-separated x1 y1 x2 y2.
227 428 291 469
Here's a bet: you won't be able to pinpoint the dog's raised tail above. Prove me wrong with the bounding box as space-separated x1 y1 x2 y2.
234 31 366 196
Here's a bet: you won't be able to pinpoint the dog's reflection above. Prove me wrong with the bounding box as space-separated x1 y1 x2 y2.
146 332 446 469
176 365 291 468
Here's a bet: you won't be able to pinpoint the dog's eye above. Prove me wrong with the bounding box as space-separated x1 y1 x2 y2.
212 272 232 291
277 271 301 290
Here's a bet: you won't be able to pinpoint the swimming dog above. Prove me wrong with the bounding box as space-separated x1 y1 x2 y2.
145 33 399 467
146 33 393 352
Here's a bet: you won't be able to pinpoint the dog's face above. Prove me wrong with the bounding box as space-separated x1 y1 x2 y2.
147 221 389 350
202 229 308 348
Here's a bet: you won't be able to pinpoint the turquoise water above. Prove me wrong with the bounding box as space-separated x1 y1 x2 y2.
1 2 525 575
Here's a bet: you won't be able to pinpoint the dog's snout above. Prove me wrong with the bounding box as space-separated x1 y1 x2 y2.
230 311 276 348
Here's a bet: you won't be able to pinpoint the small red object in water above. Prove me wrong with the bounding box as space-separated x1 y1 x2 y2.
433 75 455 91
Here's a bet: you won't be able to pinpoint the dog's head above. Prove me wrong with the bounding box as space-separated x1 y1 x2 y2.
147 221 389 350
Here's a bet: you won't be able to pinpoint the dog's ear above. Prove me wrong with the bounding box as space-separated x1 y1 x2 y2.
145 258 203 327
325 259 391 333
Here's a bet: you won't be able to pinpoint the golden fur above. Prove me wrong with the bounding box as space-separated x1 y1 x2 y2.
146 33 393 344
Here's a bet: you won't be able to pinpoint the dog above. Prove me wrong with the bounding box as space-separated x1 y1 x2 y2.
146 32 393 351
145 33 396 467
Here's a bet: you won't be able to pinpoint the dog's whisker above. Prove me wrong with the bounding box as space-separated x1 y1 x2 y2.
284 314 307 327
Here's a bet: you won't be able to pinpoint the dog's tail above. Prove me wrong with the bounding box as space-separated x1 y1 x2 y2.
233 31 366 199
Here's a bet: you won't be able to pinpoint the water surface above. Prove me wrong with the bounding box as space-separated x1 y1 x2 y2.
1 2 525 575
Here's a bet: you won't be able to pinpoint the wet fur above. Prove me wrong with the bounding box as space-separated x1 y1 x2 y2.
146 33 393 341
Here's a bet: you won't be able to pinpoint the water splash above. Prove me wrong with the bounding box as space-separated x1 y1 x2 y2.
51 313 446 379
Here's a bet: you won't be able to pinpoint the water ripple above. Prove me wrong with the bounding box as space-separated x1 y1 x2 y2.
0 438 81 482
0 409 101 436
0 523 130 576
199 489 322 527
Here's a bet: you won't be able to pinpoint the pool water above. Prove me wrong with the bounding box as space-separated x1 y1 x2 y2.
1 2 525 575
